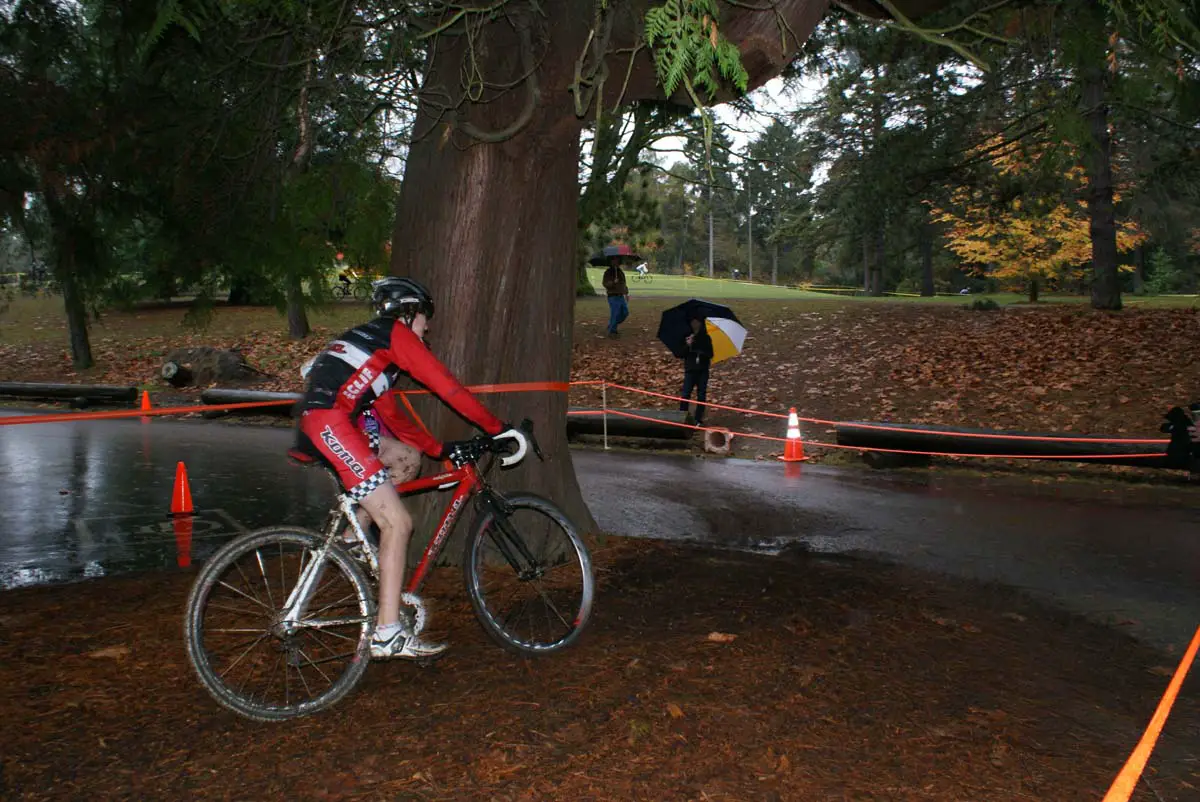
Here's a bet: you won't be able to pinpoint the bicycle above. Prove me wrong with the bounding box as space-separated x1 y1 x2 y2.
632 270 653 284
332 280 371 301
183 420 594 721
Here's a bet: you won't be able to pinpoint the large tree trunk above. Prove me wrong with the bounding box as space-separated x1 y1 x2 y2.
391 9 592 544
1079 6 1121 311
389 0 831 552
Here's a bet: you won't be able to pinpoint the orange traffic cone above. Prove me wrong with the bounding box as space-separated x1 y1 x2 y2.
779 408 808 463
140 391 152 412
171 461 194 515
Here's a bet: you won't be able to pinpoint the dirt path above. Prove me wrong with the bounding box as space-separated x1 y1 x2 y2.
1 539 1195 801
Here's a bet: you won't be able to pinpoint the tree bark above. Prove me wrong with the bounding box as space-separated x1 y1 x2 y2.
920 220 935 297
1029 277 1039 303
576 264 596 296
707 184 715 278
862 235 871 293
1079 6 1121 311
391 9 593 544
389 0 832 552
44 190 93 369
1132 244 1145 295
746 171 753 281
60 269 93 370
771 240 779 285
863 221 884 295
285 273 309 339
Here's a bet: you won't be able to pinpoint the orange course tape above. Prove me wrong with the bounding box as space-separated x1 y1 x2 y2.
0 381 571 427
0 399 293 426
594 382 1168 446
1102 624 1200 802
0 379 1174 454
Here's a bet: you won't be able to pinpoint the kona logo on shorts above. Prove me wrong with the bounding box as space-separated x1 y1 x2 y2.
320 426 366 478
342 367 376 402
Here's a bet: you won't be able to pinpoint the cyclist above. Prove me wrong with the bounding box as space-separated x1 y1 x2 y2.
294 276 526 660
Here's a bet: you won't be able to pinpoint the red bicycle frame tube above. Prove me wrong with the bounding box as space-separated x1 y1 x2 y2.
398 462 483 593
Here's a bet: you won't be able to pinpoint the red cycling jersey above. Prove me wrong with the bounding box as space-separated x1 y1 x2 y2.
296 317 503 494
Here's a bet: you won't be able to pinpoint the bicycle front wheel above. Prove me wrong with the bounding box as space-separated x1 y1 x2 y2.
184 527 375 721
352 283 371 301
463 494 594 655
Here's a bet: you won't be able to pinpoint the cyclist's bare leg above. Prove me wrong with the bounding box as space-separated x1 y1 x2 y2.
378 437 421 483
358 482 413 630
341 437 421 543
357 439 422 630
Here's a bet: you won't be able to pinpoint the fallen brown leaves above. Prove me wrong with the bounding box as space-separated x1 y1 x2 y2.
3 298 1198 453
571 300 1200 460
1 540 1197 800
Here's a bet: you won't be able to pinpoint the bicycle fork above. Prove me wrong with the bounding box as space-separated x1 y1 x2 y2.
279 497 367 629
482 494 542 581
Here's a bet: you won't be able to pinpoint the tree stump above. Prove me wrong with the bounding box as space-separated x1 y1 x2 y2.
161 347 261 388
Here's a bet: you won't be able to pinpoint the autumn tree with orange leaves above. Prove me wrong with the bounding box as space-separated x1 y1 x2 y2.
931 136 1146 303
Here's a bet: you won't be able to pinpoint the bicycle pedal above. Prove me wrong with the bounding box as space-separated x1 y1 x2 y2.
412 653 446 668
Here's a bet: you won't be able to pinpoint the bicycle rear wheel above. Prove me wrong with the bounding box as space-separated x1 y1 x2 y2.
184 527 374 721
463 494 594 655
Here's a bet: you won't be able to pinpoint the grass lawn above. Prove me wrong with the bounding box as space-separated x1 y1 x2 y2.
583 268 1200 307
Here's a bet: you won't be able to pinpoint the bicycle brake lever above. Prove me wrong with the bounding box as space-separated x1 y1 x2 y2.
519 418 544 461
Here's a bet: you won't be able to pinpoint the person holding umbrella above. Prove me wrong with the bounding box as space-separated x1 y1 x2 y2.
680 315 715 425
589 244 640 339
602 255 629 338
656 299 747 427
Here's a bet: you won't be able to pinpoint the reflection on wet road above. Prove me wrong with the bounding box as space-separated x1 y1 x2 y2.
2 409 1197 650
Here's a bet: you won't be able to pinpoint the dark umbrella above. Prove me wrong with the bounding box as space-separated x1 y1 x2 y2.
588 244 642 266
656 299 740 359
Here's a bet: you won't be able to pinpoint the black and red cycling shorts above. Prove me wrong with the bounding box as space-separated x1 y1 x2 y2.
298 409 388 500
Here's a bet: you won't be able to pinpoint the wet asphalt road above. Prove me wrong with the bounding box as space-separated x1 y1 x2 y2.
1 410 1196 650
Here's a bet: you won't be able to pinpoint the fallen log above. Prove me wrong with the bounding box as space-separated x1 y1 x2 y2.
199 388 301 417
567 407 693 440
835 420 1177 470
0 382 138 405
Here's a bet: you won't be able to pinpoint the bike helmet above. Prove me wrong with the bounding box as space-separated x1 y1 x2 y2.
371 276 434 322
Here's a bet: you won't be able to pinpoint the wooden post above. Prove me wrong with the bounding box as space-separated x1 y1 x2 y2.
602 381 608 451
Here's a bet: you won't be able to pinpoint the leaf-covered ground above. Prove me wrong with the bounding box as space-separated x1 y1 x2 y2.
1 539 1197 801
2 294 1198 462
3 297 1199 800
570 296 1200 460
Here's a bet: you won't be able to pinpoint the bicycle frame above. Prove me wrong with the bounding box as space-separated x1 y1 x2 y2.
394 462 484 593
285 456 509 627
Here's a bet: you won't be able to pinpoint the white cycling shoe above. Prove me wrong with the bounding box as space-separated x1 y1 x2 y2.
370 626 448 660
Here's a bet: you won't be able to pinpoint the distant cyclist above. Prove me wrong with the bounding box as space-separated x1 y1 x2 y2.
294 277 526 659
